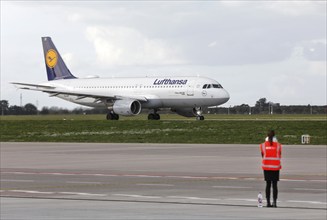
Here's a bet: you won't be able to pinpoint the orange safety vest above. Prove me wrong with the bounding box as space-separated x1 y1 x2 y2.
260 141 282 171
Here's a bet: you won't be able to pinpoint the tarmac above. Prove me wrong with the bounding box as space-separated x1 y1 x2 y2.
1 142 326 219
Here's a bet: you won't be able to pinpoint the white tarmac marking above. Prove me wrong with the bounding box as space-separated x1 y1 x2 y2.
212 186 253 189
287 200 327 205
2 171 326 182
294 188 327 192
66 181 102 184
10 190 54 195
281 179 307 182
124 175 162 178
1 179 34 182
51 173 72 176
169 196 217 201
113 194 162 199
136 183 174 187
226 198 327 205
243 178 257 181
168 196 221 201
3 172 26 175
308 180 327 183
179 176 210 179
92 174 117 177
3 189 326 206
226 198 257 202
59 192 107 197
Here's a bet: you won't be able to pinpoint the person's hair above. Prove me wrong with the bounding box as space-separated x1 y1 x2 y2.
267 130 275 145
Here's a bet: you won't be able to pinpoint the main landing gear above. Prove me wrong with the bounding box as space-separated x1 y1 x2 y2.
148 110 160 120
106 112 119 120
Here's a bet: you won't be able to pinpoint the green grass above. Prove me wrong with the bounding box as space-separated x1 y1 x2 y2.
0 114 326 121
1 114 326 144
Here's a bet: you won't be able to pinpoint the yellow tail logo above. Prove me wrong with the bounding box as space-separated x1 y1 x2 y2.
46 49 58 68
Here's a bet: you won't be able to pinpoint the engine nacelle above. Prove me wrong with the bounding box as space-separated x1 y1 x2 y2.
173 108 197 117
112 99 142 116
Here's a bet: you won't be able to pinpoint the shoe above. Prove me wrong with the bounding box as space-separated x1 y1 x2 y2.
267 201 272 207
272 201 277 208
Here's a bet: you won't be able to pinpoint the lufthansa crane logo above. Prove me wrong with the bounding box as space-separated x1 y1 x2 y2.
202 90 207 97
46 49 58 68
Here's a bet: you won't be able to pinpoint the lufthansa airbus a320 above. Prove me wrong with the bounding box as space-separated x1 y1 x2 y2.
12 37 230 120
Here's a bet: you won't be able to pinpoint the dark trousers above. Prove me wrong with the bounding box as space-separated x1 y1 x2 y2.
266 180 278 202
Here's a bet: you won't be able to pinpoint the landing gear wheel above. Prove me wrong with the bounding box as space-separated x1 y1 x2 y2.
148 113 160 120
196 115 205 121
154 113 160 120
106 112 119 120
195 107 204 121
148 113 155 120
113 114 119 120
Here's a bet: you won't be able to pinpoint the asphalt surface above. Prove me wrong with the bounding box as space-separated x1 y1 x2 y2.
1 142 326 219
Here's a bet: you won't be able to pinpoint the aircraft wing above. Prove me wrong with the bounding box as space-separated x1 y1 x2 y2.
11 82 148 102
11 82 57 90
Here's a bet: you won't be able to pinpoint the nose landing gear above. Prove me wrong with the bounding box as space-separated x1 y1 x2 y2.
196 115 205 120
195 107 204 120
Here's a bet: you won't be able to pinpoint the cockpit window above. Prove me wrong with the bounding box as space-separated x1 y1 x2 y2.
203 84 223 89
213 84 223 88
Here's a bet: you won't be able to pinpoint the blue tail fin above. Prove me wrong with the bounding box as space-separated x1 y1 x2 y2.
42 37 76 81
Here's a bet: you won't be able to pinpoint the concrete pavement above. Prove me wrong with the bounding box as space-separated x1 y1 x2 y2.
1 142 326 219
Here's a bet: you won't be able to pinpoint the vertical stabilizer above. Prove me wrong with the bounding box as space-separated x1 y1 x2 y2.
42 37 76 81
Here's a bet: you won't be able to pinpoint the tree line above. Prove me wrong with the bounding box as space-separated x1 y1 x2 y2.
0 100 107 115
206 98 326 115
1 98 326 115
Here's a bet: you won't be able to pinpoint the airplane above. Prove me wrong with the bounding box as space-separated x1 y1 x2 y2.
12 37 230 120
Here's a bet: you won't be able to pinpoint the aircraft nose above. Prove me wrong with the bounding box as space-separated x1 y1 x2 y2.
221 89 230 104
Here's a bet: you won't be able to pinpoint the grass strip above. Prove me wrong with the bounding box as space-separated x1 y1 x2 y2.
1 118 326 144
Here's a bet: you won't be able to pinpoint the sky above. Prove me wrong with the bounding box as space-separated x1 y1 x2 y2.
1 0 326 109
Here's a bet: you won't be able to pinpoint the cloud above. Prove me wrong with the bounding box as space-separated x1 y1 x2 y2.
86 26 186 66
261 1 326 16
62 53 78 69
308 61 326 77
303 40 326 61
1 1 326 108
67 13 82 23
61 2 326 66
208 41 217 48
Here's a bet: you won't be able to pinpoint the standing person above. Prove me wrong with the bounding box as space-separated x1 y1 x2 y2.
260 130 282 208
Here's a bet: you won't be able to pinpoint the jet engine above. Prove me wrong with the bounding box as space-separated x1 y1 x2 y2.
112 99 142 116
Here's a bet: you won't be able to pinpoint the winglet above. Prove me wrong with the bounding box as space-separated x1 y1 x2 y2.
42 37 76 81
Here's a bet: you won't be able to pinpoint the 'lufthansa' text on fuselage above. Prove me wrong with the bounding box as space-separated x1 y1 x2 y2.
153 79 188 85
